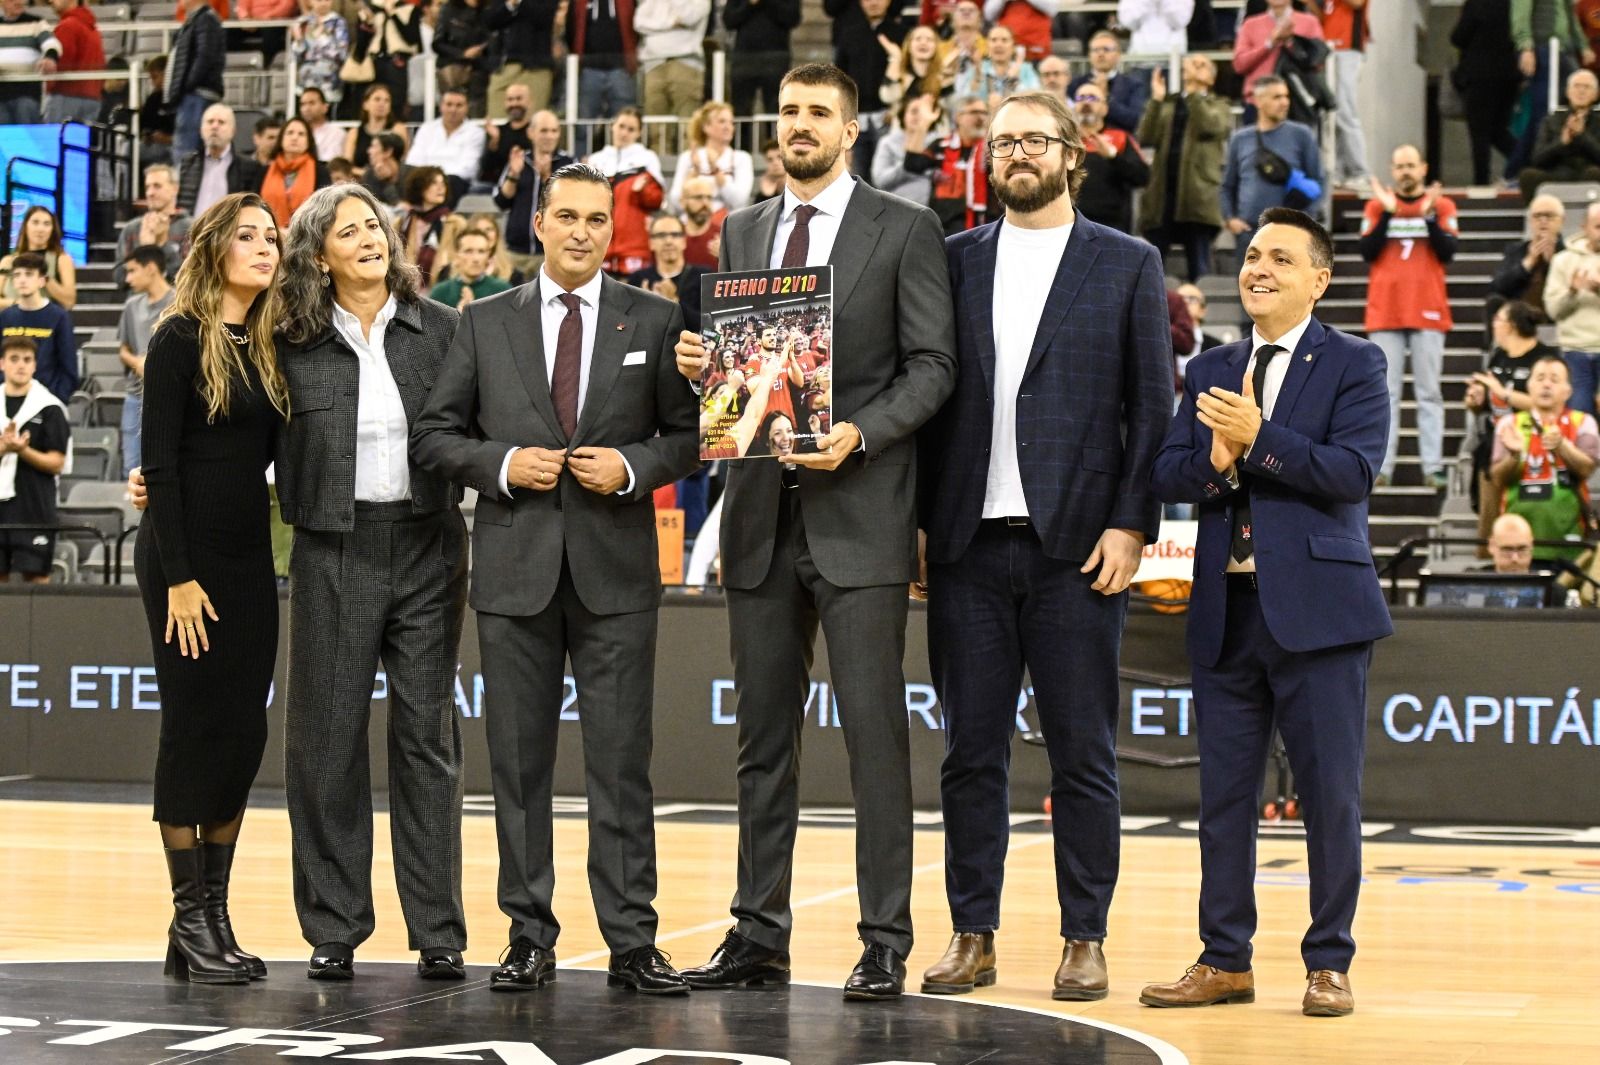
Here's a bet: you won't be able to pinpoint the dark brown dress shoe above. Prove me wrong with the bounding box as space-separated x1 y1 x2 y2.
920 932 996 994
1139 963 1255 1007
1302 969 1354 1016
607 945 690 995
680 929 791 989
489 937 556 992
1052 939 1108 1001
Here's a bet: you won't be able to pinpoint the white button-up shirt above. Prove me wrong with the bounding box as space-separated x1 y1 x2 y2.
768 169 855 270
405 118 487 183
196 146 234 218
1226 313 1311 572
331 295 411 502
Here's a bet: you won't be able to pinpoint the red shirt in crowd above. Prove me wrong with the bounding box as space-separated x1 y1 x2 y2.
1362 195 1460 334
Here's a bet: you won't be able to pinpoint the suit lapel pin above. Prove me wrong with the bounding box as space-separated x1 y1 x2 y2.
616 323 626 331
1303 353 1313 362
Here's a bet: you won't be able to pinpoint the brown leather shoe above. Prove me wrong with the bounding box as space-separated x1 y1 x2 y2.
1302 969 1354 1016
1051 939 1108 1001
1139 963 1255 1007
919 932 996 995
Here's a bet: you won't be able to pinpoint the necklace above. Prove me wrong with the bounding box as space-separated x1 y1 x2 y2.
224 324 249 345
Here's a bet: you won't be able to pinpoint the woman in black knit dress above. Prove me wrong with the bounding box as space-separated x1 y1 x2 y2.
135 192 290 985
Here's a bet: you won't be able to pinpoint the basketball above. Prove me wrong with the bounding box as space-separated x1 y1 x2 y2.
1136 579 1192 615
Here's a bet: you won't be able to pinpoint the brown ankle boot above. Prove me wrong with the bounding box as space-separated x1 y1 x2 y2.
919 932 996 994
1052 939 1108 1000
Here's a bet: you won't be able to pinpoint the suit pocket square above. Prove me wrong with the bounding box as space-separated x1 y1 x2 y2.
623 350 648 366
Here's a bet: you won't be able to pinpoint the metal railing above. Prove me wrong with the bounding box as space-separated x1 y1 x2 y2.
0 522 112 584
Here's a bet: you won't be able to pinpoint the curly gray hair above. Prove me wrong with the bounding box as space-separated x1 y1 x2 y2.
278 184 421 347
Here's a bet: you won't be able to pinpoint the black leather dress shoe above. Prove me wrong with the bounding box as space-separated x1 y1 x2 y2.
680 929 791 989
844 941 906 1001
607 945 690 995
417 948 466 980
307 943 354 981
489 937 556 992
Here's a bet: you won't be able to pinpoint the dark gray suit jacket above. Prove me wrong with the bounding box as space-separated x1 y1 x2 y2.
276 296 463 531
717 180 958 590
411 274 700 617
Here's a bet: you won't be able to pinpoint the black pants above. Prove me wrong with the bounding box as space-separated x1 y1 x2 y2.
1462 79 1519 186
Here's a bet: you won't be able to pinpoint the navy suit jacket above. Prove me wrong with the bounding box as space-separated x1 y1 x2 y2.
1150 316 1394 668
921 216 1173 565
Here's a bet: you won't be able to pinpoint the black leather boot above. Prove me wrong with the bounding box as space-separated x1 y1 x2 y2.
201 841 267 980
164 846 249 985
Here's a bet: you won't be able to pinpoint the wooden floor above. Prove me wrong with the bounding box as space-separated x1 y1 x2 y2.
1 798 1596 1065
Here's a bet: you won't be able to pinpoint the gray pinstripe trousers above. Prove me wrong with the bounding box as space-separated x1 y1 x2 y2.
285 501 470 952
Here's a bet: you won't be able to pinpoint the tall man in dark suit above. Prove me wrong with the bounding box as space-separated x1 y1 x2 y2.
1145 208 1393 1018
672 63 958 1000
917 90 1173 1002
412 163 701 997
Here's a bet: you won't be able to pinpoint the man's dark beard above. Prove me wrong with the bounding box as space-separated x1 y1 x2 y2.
990 160 1069 215
783 139 842 182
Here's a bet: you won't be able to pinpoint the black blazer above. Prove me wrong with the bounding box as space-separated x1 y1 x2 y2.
275 296 463 531
493 151 575 255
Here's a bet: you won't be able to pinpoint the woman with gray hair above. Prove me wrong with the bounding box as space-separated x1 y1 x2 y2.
275 182 470 982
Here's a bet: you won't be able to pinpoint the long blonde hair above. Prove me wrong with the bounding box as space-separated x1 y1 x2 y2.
163 193 290 422
466 213 514 281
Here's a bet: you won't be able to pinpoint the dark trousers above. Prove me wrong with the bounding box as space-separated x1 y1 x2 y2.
285 502 469 952
726 490 914 957
729 52 787 117
1145 222 1220 282
1461 78 1519 186
928 521 1125 940
1507 52 1575 179
477 560 661 954
1192 579 1370 974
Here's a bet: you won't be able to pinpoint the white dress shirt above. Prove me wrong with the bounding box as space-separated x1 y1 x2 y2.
1225 313 1311 572
984 218 1073 519
497 267 635 495
312 121 345 166
405 119 487 182
331 295 411 502
768 170 856 270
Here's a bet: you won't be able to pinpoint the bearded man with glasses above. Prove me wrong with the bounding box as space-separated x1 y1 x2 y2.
917 89 1173 1001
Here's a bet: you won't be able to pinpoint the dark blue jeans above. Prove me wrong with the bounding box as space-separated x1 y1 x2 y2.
1564 348 1600 415
928 521 1125 940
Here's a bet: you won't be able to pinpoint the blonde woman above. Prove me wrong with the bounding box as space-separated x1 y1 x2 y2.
135 192 288 986
668 101 754 213
465 213 523 285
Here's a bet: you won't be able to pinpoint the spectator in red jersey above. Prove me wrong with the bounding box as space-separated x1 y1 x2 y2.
931 95 991 236
587 108 665 276
37 0 102 125
984 0 1052 63
1360 144 1459 490
1320 0 1372 189
679 175 726 270
1232 0 1322 112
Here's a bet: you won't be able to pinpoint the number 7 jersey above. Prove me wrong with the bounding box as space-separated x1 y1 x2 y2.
1361 193 1459 334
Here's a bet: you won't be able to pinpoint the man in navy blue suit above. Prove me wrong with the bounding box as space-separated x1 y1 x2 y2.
1144 208 1392 1018
917 90 1173 1000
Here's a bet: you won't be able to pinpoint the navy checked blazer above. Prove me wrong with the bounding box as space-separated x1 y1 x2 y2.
920 215 1173 566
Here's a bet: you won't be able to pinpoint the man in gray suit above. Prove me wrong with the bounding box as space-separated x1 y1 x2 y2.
673 63 959 1000
412 163 701 996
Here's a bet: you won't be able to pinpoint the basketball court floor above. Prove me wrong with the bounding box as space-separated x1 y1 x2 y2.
1 789 1595 1064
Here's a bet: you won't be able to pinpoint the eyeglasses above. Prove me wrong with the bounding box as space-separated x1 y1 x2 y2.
1494 544 1534 555
1530 211 1562 220
1072 94 1104 103
988 135 1069 158
650 230 685 239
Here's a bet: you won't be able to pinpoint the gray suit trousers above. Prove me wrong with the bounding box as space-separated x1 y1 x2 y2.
727 490 915 958
285 502 469 951
477 561 661 954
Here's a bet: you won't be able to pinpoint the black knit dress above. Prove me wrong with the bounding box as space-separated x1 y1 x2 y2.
135 315 282 825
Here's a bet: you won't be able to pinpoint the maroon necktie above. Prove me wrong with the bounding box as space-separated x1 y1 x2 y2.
551 292 582 440
781 204 818 268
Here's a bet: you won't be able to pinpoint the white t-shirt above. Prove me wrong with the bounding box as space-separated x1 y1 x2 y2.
984 218 1074 519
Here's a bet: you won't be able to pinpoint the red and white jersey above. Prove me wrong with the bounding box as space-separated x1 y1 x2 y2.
1362 195 1458 333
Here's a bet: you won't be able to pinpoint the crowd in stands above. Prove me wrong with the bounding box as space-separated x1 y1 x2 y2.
3 0 1600 585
